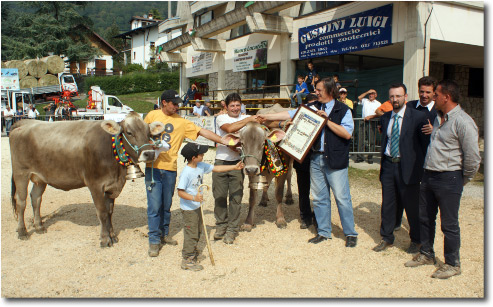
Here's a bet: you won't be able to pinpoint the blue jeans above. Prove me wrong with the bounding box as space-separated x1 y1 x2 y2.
290 92 308 107
145 167 177 244
5 119 12 136
310 153 357 238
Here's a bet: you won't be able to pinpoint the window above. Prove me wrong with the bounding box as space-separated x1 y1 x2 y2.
468 68 483 98
133 52 136 60
195 10 213 27
299 1 349 17
246 64 280 94
150 42 155 48
230 24 251 40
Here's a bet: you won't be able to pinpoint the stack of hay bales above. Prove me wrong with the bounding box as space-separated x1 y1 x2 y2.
4 55 65 89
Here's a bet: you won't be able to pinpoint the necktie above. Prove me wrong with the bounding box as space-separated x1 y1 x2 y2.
312 102 324 151
390 114 400 158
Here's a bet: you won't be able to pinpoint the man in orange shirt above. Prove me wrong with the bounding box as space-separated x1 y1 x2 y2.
375 100 394 116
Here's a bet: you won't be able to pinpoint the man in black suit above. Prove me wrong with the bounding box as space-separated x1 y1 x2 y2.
394 76 437 231
373 83 430 254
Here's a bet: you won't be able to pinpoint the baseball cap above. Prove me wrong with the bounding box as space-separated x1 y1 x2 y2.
339 88 347 93
181 142 209 160
161 90 183 104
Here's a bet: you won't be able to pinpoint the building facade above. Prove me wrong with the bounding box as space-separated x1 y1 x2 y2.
156 1 484 135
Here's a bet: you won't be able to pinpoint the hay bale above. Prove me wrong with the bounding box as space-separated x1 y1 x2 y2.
25 59 47 78
1 61 8 68
19 76 38 89
6 60 28 78
41 55 65 74
38 74 59 86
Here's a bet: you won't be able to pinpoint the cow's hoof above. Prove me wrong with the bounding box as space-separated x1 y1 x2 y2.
259 201 268 207
35 226 47 234
276 221 287 229
100 237 114 248
17 228 29 240
241 224 253 232
285 198 294 205
110 235 119 244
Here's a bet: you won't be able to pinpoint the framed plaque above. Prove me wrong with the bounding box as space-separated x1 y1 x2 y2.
278 105 327 163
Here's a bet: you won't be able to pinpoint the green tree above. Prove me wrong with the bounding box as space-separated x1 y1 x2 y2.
103 22 125 70
149 8 162 20
1 1 99 61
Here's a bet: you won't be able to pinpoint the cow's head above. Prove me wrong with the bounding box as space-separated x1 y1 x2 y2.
222 122 286 176
101 112 165 163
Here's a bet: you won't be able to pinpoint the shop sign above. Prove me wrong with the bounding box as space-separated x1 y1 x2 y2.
299 4 392 59
233 40 268 72
1 68 20 90
191 52 213 75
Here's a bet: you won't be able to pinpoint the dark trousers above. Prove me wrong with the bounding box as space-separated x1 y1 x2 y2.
295 168 313 222
419 170 463 266
380 157 420 244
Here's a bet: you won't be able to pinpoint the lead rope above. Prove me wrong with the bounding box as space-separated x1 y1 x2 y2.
118 132 162 189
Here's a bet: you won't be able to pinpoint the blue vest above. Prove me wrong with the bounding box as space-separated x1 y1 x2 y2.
307 100 351 169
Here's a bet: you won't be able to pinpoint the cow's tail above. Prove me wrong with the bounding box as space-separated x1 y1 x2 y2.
11 176 18 220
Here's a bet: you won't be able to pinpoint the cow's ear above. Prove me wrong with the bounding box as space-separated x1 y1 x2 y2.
266 129 286 143
101 120 122 135
221 133 241 146
149 121 165 136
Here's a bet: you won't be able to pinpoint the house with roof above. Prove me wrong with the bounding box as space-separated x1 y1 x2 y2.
64 25 119 75
115 13 178 69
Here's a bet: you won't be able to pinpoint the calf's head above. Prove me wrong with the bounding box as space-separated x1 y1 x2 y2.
101 111 165 163
222 122 286 176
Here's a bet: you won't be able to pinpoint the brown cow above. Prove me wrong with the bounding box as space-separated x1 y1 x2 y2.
222 104 294 231
9 112 165 247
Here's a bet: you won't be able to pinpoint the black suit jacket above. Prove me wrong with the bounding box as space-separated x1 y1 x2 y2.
379 106 430 185
407 100 437 123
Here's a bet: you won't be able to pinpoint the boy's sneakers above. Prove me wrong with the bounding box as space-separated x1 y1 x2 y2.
181 256 204 271
214 228 227 240
223 232 237 244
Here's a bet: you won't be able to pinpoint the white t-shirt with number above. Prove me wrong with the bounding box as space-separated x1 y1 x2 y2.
215 113 250 161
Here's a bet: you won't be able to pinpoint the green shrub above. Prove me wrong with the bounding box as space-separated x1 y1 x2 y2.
83 71 179 95
122 63 145 73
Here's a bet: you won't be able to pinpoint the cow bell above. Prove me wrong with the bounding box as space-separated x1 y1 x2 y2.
126 164 145 181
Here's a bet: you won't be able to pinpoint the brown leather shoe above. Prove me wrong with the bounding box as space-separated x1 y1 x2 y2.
148 243 160 257
431 264 461 279
404 253 436 267
373 240 393 252
161 236 178 246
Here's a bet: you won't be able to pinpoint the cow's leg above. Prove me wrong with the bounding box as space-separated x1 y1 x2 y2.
285 167 294 205
104 194 118 244
259 184 270 207
30 182 47 234
88 187 114 247
241 187 258 232
259 175 273 207
274 177 288 229
13 174 30 239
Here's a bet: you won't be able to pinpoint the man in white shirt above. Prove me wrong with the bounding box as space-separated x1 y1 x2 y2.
27 105 40 119
213 93 259 244
192 100 204 116
3 105 15 136
356 89 381 163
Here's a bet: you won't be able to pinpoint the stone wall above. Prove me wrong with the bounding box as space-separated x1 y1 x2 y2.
429 62 484 136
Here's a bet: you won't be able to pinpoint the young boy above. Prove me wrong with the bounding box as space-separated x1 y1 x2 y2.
177 142 244 271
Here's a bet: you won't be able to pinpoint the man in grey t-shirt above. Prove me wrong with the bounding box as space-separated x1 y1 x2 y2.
404 80 481 280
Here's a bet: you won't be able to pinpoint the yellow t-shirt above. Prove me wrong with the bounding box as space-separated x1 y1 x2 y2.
339 98 353 109
144 110 201 171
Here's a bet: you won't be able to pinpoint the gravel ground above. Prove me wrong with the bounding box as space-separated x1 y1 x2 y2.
0 136 484 298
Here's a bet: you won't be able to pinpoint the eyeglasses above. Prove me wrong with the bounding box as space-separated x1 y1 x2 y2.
389 95 404 99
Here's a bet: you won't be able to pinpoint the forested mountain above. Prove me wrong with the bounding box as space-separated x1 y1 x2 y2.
78 1 177 34
6 1 178 35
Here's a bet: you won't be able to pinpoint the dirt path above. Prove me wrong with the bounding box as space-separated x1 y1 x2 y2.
1 137 484 298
